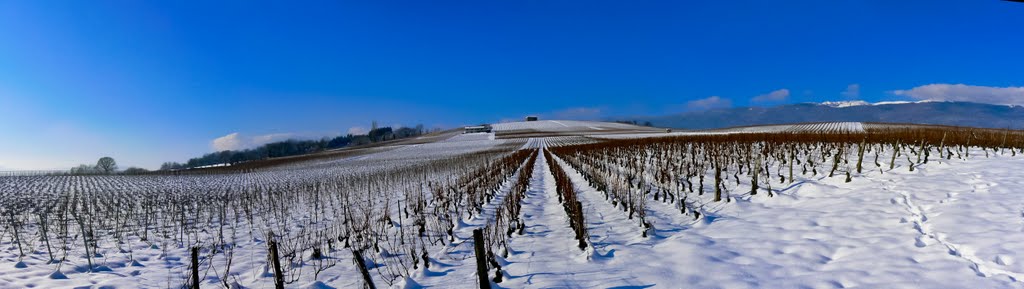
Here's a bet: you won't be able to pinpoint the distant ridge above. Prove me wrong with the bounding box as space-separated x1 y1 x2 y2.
633 101 1024 130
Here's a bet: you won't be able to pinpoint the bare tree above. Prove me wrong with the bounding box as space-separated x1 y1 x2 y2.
96 157 117 174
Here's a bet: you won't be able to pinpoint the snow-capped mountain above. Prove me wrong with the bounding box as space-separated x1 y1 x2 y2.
816 99 954 108
818 100 871 108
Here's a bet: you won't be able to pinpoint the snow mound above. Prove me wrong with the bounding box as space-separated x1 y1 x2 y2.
301 281 336 289
48 270 68 279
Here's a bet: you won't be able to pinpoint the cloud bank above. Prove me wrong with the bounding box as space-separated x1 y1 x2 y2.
211 133 244 151
892 84 1024 106
751 89 790 103
687 96 733 110
210 132 302 151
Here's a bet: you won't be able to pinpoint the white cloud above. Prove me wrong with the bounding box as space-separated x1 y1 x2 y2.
842 84 860 99
211 132 316 151
751 89 790 103
211 133 244 151
347 126 368 135
892 84 1024 106
687 96 733 110
251 133 294 145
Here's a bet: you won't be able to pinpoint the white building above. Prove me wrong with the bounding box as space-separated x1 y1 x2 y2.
464 124 493 134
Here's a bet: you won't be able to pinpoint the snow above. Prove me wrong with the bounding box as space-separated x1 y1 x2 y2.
194 163 232 169
654 162 1015 289
511 146 1024 288
713 122 865 134
4 131 1024 288
873 100 916 106
442 132 495 142
492 120 645 132
532 147 1023 288
817 99 943 107
499 149 616 287
820 100 870 108
597 122 866 139
276 132 522 172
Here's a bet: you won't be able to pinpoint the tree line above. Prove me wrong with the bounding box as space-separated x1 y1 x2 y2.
161 124 429 170
64 156 151 175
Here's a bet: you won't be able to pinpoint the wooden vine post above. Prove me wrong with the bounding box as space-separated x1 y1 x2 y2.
191 247 200 289
352 249 377 289
269 238 285 289
473 229 492 289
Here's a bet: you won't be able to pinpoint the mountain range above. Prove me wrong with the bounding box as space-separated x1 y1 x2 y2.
633 101 1024 130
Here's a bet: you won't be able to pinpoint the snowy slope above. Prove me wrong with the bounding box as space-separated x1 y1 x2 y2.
5 125 1024 289
5 145 1024 288
639 101 1024 130
492 120 664 138
710 122 865 134
596 122 866 139
492 120 642 132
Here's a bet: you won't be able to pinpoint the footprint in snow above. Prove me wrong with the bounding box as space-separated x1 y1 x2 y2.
996 255 1015 266
914 236 929 248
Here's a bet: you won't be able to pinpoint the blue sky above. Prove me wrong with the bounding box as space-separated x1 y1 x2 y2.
1 0 1023 170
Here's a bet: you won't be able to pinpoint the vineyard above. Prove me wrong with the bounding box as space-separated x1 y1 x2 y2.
4 122 1024 288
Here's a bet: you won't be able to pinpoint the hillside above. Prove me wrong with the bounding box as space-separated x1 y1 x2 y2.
5 122 1024 289
635 101 1024 130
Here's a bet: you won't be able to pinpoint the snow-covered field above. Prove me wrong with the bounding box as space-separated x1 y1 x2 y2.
492 120 643 132
710 121 865 134
492 120 664 139
597 121 866 140
543 149 1024 289
3 121 1024 288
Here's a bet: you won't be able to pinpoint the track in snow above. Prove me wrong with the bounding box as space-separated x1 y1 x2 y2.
491 143 656 288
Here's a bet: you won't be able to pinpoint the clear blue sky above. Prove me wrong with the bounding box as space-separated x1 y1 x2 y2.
1 0 1022 170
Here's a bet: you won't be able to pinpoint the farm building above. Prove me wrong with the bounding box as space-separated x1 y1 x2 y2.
464 124 493 134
